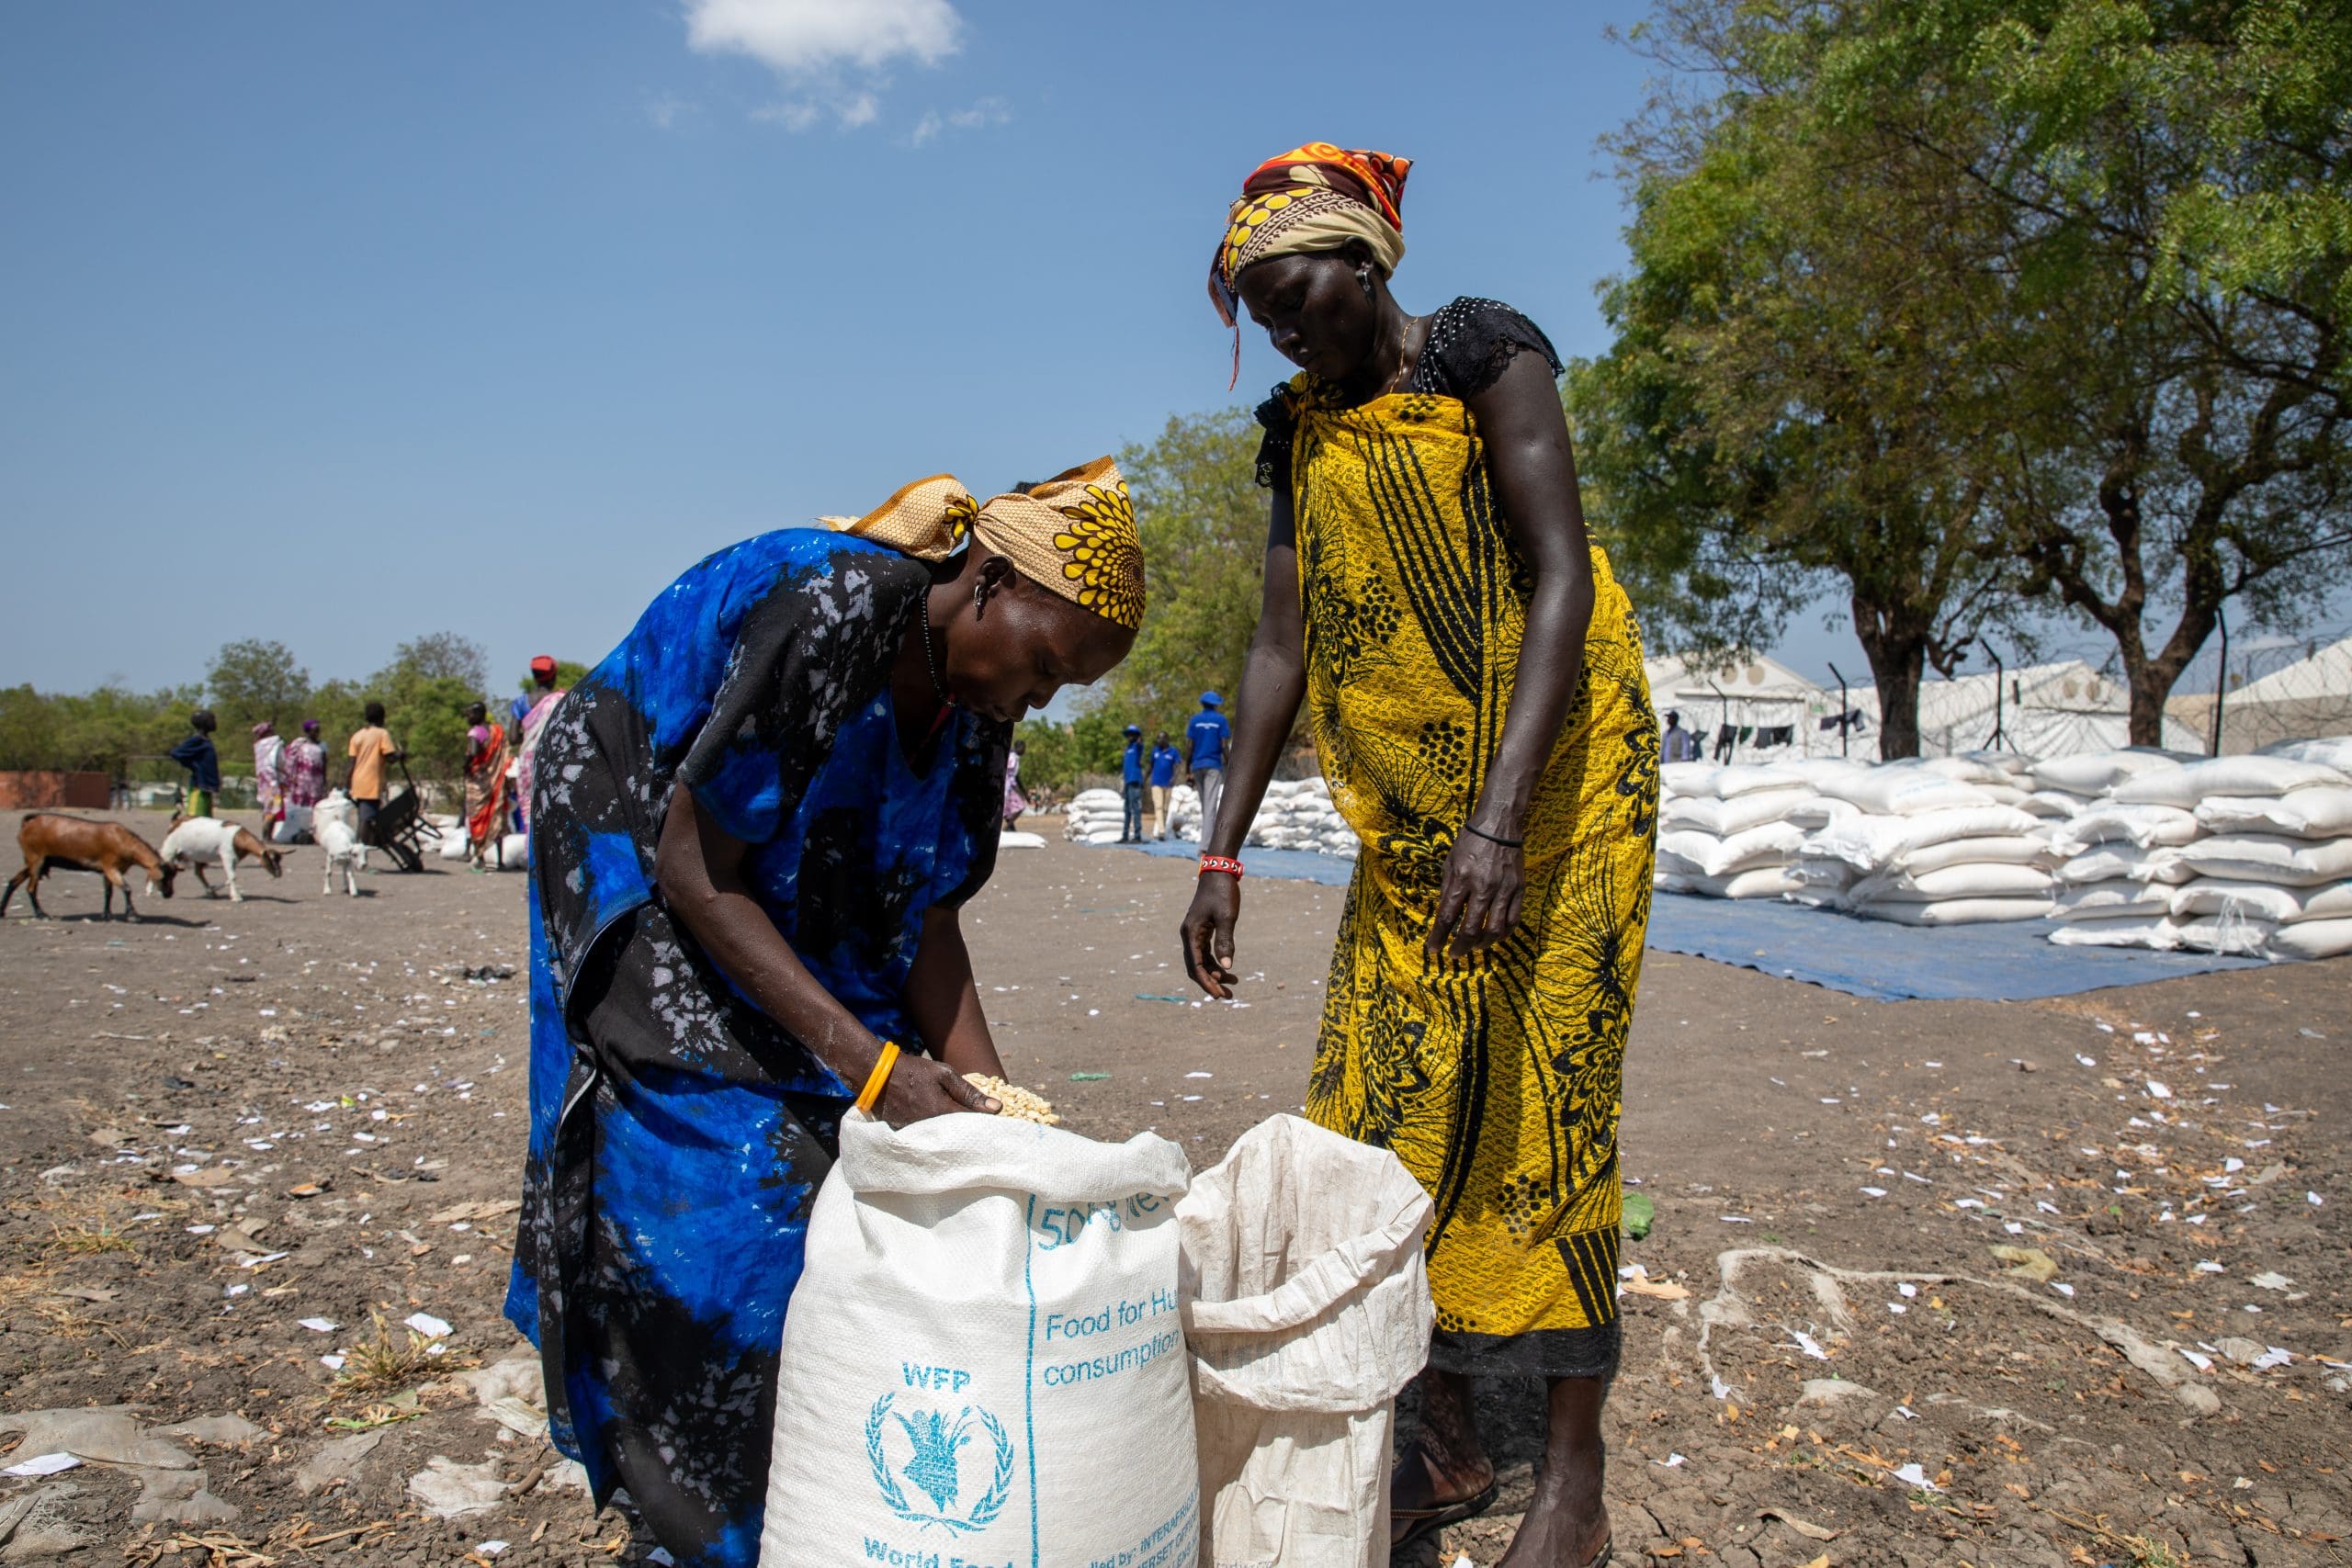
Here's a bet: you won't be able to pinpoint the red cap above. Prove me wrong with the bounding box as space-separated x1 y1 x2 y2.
529 655 557 675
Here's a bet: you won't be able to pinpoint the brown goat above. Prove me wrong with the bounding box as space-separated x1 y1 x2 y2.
3 814 177 921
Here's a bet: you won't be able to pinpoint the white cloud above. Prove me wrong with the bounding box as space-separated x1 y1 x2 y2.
684 0 961 74
685 0 963 130
750 100 823 131
909 95 1010 147
643 93 697 131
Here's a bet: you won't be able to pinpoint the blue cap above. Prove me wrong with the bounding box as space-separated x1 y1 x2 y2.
1201 691 1223 706
1125 724 1142 735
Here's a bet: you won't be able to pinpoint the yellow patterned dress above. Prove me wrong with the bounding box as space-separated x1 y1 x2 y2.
1261 310 1659 1380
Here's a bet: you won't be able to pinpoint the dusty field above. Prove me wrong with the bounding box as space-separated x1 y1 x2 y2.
0 808 2346 1566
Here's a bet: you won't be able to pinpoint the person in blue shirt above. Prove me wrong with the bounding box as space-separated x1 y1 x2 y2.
167 710 221 818
1120 723 1147 841
1185 691 1233 844
1148 731 1181 840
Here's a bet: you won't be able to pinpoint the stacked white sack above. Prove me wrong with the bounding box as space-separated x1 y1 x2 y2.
1062 787 1126 845
2120 753 2352 961
1242 778 1358 858
2045 796 2201 949
1166 784 1203 842
1793 759 2058 923
1655 763 1817 898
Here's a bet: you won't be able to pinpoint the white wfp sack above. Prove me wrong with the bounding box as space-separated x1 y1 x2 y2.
1657 791 1804 837
1656 823 1804 879
2194 786 2352 839
1818 767 1992 817
2113 755 2350 808
1854 897 2052 926
1177 1116 1432 1568
2271 917 2352 961
2050 913 2179 949
2173 832 2352 887
2054 882 2175 921
2257 735 2352 772
760 1113 1199 1568
2030 749 2188 798
2051 804 2202 853
1659 866 1800 899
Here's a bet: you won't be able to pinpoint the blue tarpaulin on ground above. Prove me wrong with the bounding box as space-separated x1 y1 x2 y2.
1084 839 2267 1001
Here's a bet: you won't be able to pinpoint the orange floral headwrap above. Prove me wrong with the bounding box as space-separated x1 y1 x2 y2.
824 457 1145 632
1209 141 1413 386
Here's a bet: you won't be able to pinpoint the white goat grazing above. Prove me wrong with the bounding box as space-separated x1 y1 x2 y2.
159 816 286 903
316 817 367 895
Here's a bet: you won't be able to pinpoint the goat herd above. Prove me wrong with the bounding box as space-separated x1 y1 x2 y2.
3 790 380 921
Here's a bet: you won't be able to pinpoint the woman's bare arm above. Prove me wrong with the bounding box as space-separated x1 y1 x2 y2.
1181 483 1306 998
902 907 1007 1079
654 788 994 1122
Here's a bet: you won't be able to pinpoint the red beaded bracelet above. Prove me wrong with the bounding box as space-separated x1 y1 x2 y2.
1199 854 1244 879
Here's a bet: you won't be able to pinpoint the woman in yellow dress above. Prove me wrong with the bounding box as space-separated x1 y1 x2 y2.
1181 143 1658 1568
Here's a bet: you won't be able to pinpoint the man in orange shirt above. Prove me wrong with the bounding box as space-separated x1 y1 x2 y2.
346 701 403 843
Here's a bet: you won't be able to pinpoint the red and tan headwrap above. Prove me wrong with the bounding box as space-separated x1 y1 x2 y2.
1209 141 1413 385
823 457 1145 632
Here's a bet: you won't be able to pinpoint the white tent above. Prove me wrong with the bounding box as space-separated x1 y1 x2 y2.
1646 654 1840 760
1855 660 2202 760
2173 635 2352 753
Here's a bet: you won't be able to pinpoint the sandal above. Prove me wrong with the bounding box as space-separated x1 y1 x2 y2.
1390 1478 1499 1558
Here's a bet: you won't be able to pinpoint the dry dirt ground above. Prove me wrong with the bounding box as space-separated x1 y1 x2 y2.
0 809 2345 1567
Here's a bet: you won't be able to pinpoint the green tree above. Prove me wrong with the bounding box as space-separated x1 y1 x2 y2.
1096 408 1271 742
1012 708 1140 796
205 638 311 734
1579 0 2351 749
388 632 489 694
0 686 62 772
1814 0 2352 741
1572 0 2034 756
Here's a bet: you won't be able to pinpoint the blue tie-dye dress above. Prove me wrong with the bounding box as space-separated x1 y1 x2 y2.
504 530 1010 1568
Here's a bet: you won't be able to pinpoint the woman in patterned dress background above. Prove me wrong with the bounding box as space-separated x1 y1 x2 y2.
509 460 1145 1568
1182 144 1658 1568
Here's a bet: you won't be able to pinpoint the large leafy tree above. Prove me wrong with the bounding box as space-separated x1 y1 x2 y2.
1577 0 2352 750
1570 0 2033 757
1819 0 2352 742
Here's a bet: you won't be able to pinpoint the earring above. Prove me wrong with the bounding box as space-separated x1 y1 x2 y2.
1358 268 1375 301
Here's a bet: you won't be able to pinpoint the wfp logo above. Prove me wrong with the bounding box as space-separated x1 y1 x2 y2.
864 1392 1014 1534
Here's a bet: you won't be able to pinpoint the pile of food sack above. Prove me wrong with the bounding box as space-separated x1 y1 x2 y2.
2042 739 2352 959
1652 736 2352 959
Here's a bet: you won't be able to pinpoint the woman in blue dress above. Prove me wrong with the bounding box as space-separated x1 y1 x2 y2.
506 459 1145 1568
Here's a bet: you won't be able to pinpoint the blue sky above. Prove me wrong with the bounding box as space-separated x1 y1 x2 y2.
0 0 1677 698
5 2 2331 705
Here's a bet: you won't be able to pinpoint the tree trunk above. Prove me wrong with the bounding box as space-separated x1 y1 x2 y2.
1852 590 1929 759
2126 662 2173 749
1870 647 1927 760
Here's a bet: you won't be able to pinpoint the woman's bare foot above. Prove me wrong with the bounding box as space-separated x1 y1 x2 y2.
1496 1374 1611 1566
1494 1484 1610 1567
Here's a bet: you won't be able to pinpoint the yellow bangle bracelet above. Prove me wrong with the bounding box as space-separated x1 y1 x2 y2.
854 1041 901 1115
